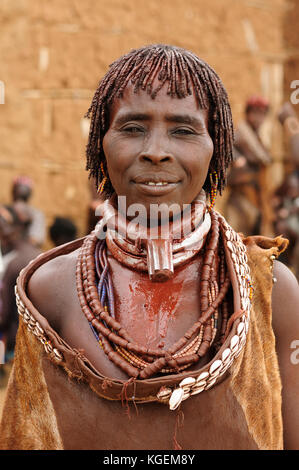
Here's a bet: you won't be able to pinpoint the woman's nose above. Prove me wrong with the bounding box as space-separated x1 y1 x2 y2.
139 153 173 164
138 135 174 164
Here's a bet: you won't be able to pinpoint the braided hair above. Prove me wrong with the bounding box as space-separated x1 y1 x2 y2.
85 44 234 197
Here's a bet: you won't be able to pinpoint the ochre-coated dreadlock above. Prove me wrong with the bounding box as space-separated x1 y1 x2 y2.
85 44 234 197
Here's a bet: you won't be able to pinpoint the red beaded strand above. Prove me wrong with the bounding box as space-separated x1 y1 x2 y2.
76 210 232 379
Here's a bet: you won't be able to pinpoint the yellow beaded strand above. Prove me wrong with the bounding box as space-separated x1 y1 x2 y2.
208 171 218 212
97 162 108 194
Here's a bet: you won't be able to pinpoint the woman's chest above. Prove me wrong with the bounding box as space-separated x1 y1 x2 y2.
108 255 204 350
59 254 209 379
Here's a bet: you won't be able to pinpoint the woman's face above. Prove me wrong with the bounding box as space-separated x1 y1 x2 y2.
103 82 214 214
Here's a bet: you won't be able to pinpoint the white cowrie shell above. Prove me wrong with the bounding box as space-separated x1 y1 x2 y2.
195 379 207 388
196 371 209 382
190 384 206 395
227 241 235 253
230 335 240 350
53 348 63 361
169 388 184 410
157 388 172 400
209 359 222 375
237 322 245 335
221 348 231 362
205 378 217 390
179 377 196 388
182 391 191 401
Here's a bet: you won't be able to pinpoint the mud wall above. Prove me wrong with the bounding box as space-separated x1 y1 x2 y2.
0 0 295 247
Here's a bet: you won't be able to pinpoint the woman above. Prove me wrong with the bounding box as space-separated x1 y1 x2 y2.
1 44 298 450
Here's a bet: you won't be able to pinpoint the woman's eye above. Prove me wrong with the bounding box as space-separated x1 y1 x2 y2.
173 128 196 135
122 126 144 134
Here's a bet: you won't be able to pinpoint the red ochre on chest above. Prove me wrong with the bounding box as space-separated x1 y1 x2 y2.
108 254 203 350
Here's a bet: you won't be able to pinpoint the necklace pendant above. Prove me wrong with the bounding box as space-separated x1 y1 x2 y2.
145 238 174 282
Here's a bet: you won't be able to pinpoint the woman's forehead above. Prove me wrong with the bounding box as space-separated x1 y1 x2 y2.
108 81 209 124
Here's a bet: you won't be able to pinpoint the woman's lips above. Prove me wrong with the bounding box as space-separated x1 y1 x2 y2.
133 181 180 196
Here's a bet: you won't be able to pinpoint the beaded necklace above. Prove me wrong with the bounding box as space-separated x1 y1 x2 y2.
13 201 252 410
76 209 237 380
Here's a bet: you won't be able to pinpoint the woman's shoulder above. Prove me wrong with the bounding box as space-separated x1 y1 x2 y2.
25 238 84 331
272 260 299 336
28 246 80 292
271 260 299 449
27 237 83 286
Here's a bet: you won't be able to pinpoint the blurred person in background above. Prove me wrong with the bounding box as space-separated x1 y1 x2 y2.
225 96 272 236
278 102 299 169
272 102 299 278
273 173 299 278
12 176 46 248
0 203 40 363
49 216 78 247
0 207 19 377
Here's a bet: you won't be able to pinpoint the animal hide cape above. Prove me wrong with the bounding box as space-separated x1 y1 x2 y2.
0 235 287 450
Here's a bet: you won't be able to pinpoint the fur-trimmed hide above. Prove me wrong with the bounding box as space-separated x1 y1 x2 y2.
0 236 287 450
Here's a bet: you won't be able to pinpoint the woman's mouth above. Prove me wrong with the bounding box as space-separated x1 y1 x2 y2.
133 179 181 196
141 181 169 186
